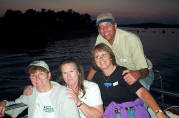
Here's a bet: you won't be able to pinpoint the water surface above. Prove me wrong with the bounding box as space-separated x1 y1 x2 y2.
0 28 179 105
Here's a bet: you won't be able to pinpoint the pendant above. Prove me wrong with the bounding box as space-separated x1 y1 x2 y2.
104 82 112 88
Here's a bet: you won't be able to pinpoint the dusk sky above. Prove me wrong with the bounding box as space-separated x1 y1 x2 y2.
0 0 179 24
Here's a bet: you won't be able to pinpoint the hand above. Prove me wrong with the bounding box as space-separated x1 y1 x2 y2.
23 85 33 95
0 101 6 117
122 69 141 85
66 87 81 106
156 112 168 118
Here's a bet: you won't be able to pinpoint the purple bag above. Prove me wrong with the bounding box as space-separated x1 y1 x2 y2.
103 98 150 118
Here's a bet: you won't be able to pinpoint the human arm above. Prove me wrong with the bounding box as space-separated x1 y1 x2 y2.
136 87 168 118
0 100 7 117
0 100 27 118
0 95 29 118
87 67 97 80
122 33 150 86
66 85 103 118
122 68 149 85
23 85 33 95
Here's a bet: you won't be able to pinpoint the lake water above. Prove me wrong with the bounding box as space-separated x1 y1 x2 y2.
0 28 179 105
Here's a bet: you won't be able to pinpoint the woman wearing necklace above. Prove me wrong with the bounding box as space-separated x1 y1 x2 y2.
91 43 167 118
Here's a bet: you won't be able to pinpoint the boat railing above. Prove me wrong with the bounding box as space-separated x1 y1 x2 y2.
151 70 179 109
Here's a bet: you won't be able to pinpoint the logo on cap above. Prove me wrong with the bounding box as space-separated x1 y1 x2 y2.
98 14 108 18
96 12 115 26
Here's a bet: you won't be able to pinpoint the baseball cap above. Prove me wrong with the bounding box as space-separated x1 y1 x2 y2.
96 12 115 26
27 60 50 72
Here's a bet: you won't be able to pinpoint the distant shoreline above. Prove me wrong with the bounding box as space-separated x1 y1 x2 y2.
118 23 179 28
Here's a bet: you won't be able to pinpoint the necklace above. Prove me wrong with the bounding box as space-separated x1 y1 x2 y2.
103 75 111 82
103 66 116 88
103 65 116 82
103 75 112 88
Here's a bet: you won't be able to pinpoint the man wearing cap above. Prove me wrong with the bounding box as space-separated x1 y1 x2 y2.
87 12 154 91
0 60 80 118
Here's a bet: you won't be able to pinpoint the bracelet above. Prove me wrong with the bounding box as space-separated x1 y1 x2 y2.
155 109 163 115
77 101 84 107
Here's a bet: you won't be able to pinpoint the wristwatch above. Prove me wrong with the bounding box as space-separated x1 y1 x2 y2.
155 109 163 115
77 101 84 107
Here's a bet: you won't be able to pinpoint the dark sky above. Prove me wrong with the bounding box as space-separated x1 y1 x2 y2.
0 0 179 24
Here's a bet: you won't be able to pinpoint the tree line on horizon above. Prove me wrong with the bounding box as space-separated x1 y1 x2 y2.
0 9 97 52
0 8 96 30
0 8 178 52
1 8 178 30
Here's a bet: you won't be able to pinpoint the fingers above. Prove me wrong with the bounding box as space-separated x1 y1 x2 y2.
23 85 33 95
123 70 137 85
124 77 134 85
123 70 131 84
0 104 6 117
122 69 130 76
66 88 76 98
123 70 131 81
66 88 80 105
66 87 74 94
124 78 135 85
0 107 5 117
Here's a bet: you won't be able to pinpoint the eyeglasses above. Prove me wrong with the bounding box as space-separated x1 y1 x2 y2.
95 53 108 59
30 72 47 79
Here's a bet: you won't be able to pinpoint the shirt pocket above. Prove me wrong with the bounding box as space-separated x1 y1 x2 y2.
119 54 135 70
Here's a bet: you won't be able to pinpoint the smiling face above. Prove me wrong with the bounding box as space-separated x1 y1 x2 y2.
98 22 117 44
94 50 113 71
61 62 79 88
29 68 51 92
